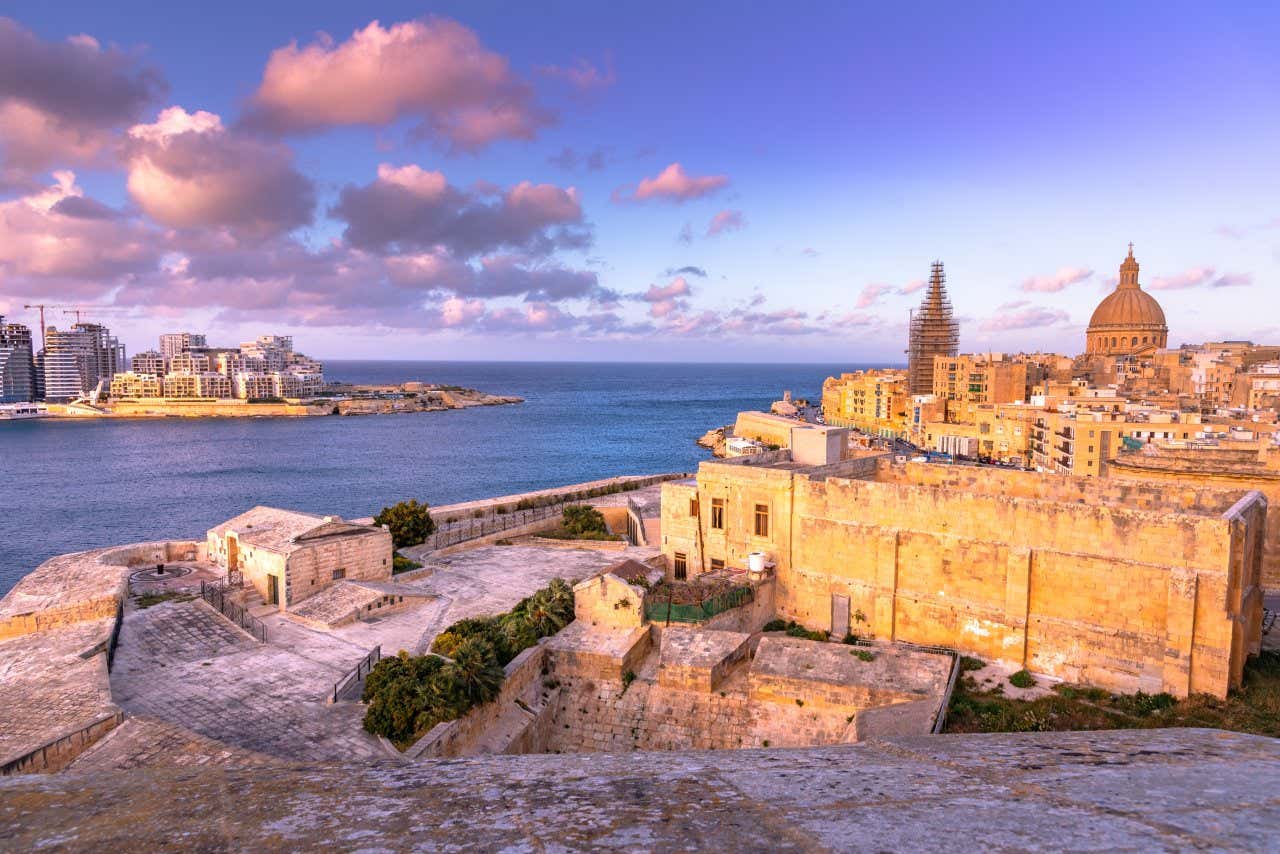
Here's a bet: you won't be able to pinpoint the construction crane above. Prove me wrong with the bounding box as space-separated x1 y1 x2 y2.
60 305 131 324
22 303 130 351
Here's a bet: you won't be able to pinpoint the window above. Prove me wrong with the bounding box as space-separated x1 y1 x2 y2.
710 558 725 572
689 497 699 517
673 552 687 581
710 498 725 529
754 503 770 538
332 568 346 580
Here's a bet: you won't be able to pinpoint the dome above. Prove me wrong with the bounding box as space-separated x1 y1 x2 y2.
1088 286 1167 330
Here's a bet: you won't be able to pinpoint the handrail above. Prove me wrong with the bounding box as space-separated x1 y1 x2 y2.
200 579 268 643
332 645 382 704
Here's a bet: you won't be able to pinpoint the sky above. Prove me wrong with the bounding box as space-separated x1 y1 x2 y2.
0 2 1278 362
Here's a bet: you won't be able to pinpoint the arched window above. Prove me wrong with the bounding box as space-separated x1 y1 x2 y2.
1131 336 1138 346
1143 336 1148 344
1111 337 1117 347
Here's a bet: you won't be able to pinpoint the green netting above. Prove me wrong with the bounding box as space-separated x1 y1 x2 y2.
645 585 754 623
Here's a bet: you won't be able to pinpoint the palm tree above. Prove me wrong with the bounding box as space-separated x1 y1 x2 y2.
446 637 504 705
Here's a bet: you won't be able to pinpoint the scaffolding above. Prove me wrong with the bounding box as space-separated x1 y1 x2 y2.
907 261 960 396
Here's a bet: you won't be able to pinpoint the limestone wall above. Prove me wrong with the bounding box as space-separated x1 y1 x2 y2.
416 644 550 759
283 530 393 608
778 472 1262 697
573 574 646 632
1109 455 1280 588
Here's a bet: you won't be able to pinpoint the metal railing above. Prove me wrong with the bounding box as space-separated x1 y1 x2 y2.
422 506 562 550
644 586 755 624
332 645 382 703
200 579 268 643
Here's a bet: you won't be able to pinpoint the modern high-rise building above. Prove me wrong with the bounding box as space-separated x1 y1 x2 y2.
159 332 208 359
39 323 125 401
0 316 37 403
906 261 960 396
40 327 94 401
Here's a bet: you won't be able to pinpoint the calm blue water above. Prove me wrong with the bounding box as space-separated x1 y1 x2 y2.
0 361 882 595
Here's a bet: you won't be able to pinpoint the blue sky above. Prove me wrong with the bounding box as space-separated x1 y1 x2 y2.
1 2 1277 361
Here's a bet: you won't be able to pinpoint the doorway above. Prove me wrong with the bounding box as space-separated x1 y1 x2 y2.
225 534 239 571
267 574 279 606
831 594 850 638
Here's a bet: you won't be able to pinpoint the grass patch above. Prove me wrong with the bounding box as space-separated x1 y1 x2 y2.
392 554 423 574
762 619 828 642
852 650 876 662
134 591 194 609
959 656 986 672
945 651 1280 737
1009 669 1036 689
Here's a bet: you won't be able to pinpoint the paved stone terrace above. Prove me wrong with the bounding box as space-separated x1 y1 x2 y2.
0 619 117 766
99 543 655 764
1 729 1276 849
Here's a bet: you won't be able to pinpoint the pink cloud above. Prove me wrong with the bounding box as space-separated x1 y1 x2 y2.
0 171 163 299
640 276 691 318
1149 266 1253 290
618 162 729 203
856 283 894 309
979 300 1070 332
241 17 550 151
333 162 587 257
706 209 746 237
126 106 314 238
898 279 925 295
0 18 166 179
1020 266 1093 293
537 55 616 92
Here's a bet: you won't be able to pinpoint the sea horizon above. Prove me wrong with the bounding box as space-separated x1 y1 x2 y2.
0 360 880 595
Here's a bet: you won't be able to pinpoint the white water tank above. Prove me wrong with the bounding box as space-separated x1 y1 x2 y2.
748 552 767 574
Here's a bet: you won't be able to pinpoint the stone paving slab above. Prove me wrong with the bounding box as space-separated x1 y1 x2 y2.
2 729 1278 850
0 619 117 764
67 714 285 772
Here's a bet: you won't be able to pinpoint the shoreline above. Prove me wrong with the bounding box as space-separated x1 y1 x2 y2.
8 385 523 421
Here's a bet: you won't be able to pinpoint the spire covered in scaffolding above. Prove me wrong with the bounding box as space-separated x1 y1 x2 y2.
907 260 960 396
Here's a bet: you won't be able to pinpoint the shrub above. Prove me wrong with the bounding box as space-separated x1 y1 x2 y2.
392 555 423 574
366 578 577 748
960 656 987 673
762 619 789 632
1009 669 1036 689
560 504 609 537
842 633 859 645
374 499 437 550
854 650 876 663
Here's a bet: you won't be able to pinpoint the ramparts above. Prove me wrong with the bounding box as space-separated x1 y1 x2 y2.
664 455 1266 698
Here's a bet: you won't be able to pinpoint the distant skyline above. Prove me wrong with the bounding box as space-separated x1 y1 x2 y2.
1 2 1278 361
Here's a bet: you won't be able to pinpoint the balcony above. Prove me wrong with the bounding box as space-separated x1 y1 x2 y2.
1055 441 1072 455
1055 427 1074 440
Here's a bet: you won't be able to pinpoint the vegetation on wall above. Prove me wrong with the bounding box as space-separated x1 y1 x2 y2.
374 499 437 550
539 504 623 541
362 579 575 748
946 651 1280 738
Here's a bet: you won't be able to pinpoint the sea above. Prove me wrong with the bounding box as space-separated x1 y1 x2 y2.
0 361 882 596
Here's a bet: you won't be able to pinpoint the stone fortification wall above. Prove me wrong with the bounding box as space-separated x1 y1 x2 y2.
1109 453 1280 588
0 541 202 773
0 541 200 640
780 470 1263 697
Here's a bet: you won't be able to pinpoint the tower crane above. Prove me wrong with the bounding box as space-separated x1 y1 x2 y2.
20 303 130 351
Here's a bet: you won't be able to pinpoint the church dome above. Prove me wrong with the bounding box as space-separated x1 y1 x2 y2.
1088 285 1167 330
1083 245 1169 356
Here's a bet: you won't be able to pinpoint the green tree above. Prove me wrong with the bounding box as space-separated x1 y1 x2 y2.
560 504 608 537
374 499 437 550
446 637 505 705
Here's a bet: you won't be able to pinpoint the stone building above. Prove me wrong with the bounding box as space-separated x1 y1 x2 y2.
207 507 392 610
1085 245 1169 356
822 369 910 438
660 451 1265 698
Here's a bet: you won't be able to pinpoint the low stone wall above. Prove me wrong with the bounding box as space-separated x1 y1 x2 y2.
1 709 124 775
414 643 549 759
526 537 629 553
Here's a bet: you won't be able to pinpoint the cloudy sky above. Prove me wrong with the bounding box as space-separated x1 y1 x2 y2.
1 2 1277 361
